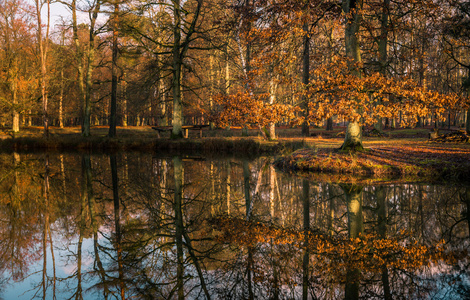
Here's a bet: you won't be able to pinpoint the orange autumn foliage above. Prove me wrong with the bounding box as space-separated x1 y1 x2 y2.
211 90 301 128
210 216 459 276
307 57 463 126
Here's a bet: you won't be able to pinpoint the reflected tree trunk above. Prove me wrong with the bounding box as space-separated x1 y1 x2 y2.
376 186 392 300
42 155 50 299
465 188 470 236
173 157 184 299
269 164 276 218
226 161 231 215
242 159 254 300
341 184 363 300
243 160 252 220
301 19 310 137
111 155 126 299
302 179 310 300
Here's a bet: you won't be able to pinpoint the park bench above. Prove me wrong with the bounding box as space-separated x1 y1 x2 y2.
152 125 210 138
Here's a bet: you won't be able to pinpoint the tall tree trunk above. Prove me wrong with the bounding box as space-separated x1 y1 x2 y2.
72 0 86 136
171 0 184 139
209 53 215 129
341 0 364 151
36 0 50 138
301 20 310 137
374 0 390 132
267 78 277 140
109 4 119 137
12 74 20 133
59 68 64 128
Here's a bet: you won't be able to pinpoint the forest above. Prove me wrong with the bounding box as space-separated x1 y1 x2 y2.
1 0 470 144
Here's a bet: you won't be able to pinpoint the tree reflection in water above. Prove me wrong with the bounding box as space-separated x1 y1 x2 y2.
0 152 468 299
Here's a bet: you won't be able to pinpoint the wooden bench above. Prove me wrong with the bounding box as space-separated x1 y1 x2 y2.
152 125 210 138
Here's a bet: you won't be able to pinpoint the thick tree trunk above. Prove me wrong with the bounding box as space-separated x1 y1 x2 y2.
341 121 363 151
326 117 333 131
342 0 364 150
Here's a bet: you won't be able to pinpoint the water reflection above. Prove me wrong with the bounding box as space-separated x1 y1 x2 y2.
0 153 468 299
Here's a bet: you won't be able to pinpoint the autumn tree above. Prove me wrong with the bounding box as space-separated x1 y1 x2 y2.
35 0 51 137
0 0 37 133
65 0 104 136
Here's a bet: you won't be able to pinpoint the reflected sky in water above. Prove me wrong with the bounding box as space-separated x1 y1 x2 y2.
0 152 468 299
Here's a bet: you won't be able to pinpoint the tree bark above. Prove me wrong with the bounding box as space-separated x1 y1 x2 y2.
301 20 310 137
36 0 50 138
109 4 119 137
341 0 364 150
171 1 184 139
267 78 277 140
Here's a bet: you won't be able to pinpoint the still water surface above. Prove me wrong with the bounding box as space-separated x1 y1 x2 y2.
0 152 468 299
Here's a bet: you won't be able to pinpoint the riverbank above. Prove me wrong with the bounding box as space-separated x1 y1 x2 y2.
2 126 469 182
274 142 470 183
0 126 311 155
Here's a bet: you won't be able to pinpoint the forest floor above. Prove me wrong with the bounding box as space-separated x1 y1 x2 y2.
0 125 469 182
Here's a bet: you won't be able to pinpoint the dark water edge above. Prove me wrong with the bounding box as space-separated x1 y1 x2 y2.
0 136 311 157
0 152 468 299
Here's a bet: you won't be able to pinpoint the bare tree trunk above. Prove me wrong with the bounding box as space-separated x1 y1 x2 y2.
59 68 64 128
72 0 86 136
374 0 390 133
109 4 119 137
36 0 50 138
12 75 19 132
267 78 277 140
171 0 184 138
301 20 310 137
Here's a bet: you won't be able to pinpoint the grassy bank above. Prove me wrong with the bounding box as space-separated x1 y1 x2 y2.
0 126 312 155
275 141 470 183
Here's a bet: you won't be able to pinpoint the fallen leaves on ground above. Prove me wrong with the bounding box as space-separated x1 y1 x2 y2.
275 144 470 182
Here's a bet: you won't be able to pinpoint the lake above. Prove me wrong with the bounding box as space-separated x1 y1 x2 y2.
0 152 468 299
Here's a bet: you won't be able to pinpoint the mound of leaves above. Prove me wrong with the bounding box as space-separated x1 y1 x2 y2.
275 145 470 182
430 130 469 143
